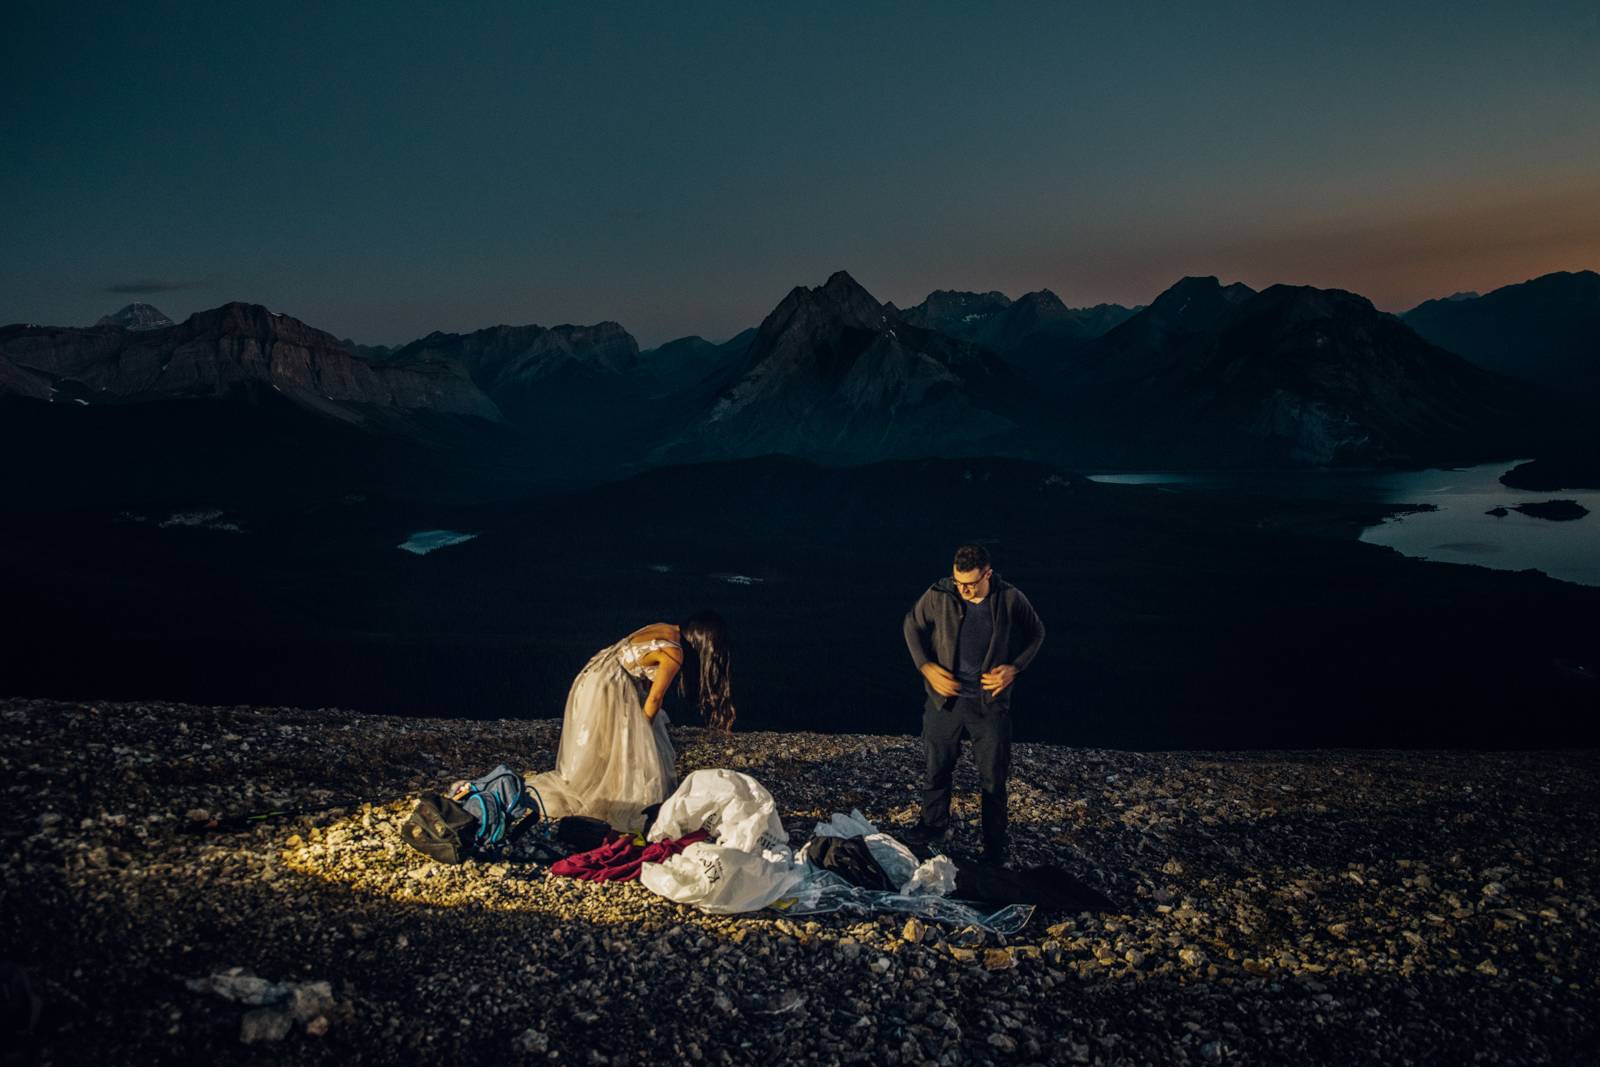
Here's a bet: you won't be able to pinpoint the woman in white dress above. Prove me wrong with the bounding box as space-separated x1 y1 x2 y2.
528 610 735 832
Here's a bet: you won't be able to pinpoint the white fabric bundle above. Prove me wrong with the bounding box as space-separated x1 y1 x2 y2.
641 770 802 913
646 769 788 853
640 842 806 914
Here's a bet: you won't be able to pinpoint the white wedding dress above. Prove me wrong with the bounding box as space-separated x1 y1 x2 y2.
526 636 680 832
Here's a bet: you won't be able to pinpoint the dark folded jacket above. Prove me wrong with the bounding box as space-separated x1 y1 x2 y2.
802 834 895 891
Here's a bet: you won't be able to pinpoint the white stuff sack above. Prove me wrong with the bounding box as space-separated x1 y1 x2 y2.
903 854 958 897
647 769 789 854
640 842 806 914
811 809 926 892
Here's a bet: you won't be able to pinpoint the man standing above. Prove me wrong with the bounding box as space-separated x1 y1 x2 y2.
902 544 1045 866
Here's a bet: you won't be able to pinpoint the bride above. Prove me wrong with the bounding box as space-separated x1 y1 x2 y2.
529 610 735 832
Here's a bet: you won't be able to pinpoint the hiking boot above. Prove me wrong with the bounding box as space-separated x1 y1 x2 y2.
898 823 953 847
982 842 1011 869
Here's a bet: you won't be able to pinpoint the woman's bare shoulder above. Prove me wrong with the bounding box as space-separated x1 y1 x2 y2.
627 622 683 647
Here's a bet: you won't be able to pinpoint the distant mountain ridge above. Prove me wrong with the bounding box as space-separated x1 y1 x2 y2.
901 287 1140 375
3 267 1580 504
389 321 640 423
1054 276 1543 466
1402 270 1600 394
664 271 1025 463
96 303 173 331
637 329 755 394
0 302 498 424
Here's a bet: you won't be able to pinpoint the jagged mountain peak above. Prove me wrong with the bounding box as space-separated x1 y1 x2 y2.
1013 289 1068 313
96 303 172 331
1138 278 1257 333
898 289 1014 335
1246 284 1377 322
1149 276 1255 312
762 271 891 339
920 288 1013 309
816 270 887 323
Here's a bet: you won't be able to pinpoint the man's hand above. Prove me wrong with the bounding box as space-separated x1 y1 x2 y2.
982 664 1018 696
920 663 961 698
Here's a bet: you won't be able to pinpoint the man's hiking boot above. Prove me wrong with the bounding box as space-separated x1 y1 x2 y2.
898 823 953 847
983 842 1011 869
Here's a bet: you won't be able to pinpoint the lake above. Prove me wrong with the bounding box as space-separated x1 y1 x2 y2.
1090 461 1599 587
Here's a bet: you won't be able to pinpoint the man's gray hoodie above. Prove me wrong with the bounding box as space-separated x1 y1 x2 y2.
902 574 1046 714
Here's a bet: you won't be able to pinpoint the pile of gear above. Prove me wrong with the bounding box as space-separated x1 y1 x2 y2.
403 767 1111 934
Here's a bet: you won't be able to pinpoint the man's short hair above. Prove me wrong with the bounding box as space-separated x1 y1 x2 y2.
952 544 990 573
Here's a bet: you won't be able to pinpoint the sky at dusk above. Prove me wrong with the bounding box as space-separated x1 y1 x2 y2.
4 2 1598 347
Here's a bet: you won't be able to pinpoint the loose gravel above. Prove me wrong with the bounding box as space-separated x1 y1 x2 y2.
2 698 1597 1065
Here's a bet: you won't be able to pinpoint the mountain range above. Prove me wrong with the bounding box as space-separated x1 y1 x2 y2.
1045 277 1545 466
0 302 496 425
899 288 1141 376
2 268 1592 504
1402 270 1600 396
660 271 1026 464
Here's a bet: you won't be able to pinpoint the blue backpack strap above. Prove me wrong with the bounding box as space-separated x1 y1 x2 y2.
463 766 534 849
466 790 483 843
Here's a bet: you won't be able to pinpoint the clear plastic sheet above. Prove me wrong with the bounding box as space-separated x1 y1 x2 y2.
770 869 1034 934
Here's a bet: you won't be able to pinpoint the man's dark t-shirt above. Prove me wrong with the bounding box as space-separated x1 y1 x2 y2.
954 597 994 696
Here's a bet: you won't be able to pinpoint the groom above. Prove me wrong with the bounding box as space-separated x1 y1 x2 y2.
901 544 1045 866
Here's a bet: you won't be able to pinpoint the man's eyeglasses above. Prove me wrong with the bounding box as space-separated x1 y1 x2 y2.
953 569 991 593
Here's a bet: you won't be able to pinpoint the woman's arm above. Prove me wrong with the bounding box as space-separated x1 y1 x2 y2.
640 647 684 722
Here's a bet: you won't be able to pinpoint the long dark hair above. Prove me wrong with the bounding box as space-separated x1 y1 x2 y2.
677 609 735 732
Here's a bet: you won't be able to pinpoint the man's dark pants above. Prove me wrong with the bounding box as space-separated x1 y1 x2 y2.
919 695 1011 851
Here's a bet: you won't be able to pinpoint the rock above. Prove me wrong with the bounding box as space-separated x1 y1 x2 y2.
984 949 1015 971
988 1032 1018 1053
9 696 1600 1066
748 990 807 1016
186 970 289 1006
289 981 335 1022
948 925 986 949
239 1009 292 1043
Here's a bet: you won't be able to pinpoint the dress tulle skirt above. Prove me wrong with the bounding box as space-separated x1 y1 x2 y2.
526 641 678 833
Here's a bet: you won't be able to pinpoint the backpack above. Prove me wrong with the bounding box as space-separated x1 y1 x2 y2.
460 764 532 850
401 765 538 864
402 793 478 864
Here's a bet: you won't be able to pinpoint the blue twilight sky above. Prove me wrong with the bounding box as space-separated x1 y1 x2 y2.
4 2 1598 347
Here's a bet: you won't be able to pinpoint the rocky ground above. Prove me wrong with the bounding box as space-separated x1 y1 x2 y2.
2 697 1597 1066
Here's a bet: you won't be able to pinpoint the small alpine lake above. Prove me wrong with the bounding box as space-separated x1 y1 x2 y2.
1090 461 1599 587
